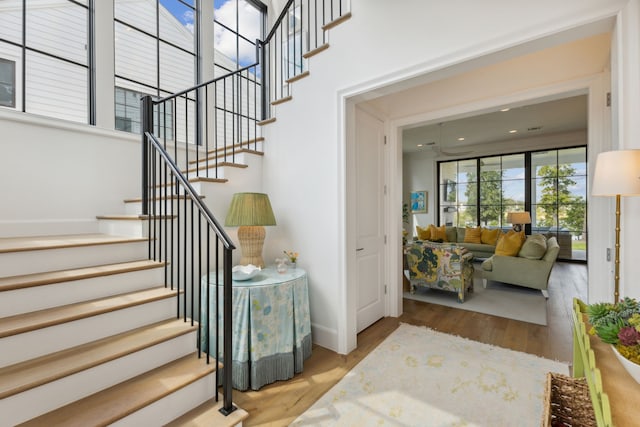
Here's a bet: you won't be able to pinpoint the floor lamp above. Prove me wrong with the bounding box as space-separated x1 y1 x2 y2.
592 150 640 302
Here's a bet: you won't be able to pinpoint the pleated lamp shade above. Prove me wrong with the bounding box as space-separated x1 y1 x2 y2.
225 193 276 268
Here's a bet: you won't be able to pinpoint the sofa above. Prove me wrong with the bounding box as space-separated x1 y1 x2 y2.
415 226 499 259
481 236 559 297
405 241 474 303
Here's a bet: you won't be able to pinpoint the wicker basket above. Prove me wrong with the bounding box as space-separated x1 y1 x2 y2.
541 372 597 427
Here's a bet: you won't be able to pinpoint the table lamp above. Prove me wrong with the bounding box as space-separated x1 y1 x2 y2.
225 192 276 268
592 149 640 302
508 211 531 233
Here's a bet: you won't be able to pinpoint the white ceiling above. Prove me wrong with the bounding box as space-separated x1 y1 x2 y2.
402 95 588 154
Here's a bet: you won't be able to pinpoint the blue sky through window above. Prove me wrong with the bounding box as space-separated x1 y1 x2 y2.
159 0 196 32
159 0 263 68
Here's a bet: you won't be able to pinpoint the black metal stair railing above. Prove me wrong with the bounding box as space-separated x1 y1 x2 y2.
259 0 349 119
141 107 237 413
140 0 350 416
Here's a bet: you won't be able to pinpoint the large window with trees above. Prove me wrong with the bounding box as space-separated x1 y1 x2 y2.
438 146 587 261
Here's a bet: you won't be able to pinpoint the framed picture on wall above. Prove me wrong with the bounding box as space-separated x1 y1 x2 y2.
410 191 427 213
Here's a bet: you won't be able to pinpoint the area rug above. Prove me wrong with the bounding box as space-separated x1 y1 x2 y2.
403 265 548 325
291 323 568 427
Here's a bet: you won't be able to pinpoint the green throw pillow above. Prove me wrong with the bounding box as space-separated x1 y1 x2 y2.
518 234 547 260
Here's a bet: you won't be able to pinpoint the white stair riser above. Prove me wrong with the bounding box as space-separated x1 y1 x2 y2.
1 332 198 427
98 219 149 238
0 241 149 278
125 199 203 215
112 372 216 427
0 268 164 317
0 297 176 368
187 165 236 181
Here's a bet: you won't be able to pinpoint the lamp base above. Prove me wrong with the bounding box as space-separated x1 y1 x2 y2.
237 225 266 268
512 224 522 232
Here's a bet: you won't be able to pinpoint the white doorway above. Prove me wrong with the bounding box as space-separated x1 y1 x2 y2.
355 107 386 332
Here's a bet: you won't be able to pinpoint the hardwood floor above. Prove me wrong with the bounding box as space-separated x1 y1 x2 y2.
232 261 586 426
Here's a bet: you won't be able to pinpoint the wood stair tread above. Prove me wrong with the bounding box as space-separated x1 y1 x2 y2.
96 214 176 220
286 70 310 84
183 162 248 174
271 95 292 106
189 149 264 165
0 319 198 399
189 177 228 184
16 353 217 427
257 117 276 126
124 195 204 203
205 138 265 155
0 234 147 254
166 396 249 427
0 287 176 338
322 11 352 30
303 43 329 59
0 260 165 292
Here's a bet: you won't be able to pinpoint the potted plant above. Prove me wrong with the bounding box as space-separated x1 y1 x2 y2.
586 297 640 382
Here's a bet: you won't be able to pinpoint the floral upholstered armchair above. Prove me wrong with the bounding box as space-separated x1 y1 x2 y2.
406 242 474 303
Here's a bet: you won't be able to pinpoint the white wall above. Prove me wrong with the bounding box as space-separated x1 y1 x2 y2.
260 0 634 354
0 109 140 236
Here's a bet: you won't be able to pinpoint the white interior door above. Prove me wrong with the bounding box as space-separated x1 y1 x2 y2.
355 107 386 333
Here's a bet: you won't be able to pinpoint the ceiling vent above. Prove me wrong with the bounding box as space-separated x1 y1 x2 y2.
527 126 543 132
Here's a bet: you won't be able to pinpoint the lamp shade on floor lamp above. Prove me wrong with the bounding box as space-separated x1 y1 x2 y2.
592 149 640 301
225 192 276 268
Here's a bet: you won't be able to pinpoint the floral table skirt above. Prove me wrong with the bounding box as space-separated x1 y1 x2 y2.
200 267 312 390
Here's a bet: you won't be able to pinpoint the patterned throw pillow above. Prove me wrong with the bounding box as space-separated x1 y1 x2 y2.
464 227 482 243
495 230 526 256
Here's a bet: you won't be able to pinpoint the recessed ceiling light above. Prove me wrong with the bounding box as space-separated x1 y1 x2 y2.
457 137 465 141
417 144 424 147
500 108 510 112
509 129 518 133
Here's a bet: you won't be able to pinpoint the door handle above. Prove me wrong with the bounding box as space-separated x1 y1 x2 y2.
356 248 364 251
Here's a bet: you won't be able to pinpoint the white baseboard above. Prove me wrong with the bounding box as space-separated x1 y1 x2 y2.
311 323 339 353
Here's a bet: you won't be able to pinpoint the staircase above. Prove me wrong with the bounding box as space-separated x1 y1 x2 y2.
0 2 353 425
0 234 247 426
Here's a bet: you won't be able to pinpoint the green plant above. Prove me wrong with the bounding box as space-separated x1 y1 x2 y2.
587 297 640 364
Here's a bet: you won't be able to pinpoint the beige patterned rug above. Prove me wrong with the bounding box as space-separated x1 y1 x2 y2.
403 265 548 325
291 323 568 426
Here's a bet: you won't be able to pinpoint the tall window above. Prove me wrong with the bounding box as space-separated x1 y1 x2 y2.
479 154 525 226
438 146 587 261
0 0 90 122
213 0 266 74
0 58 15 107
531 147 587 244
114 0 196 138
